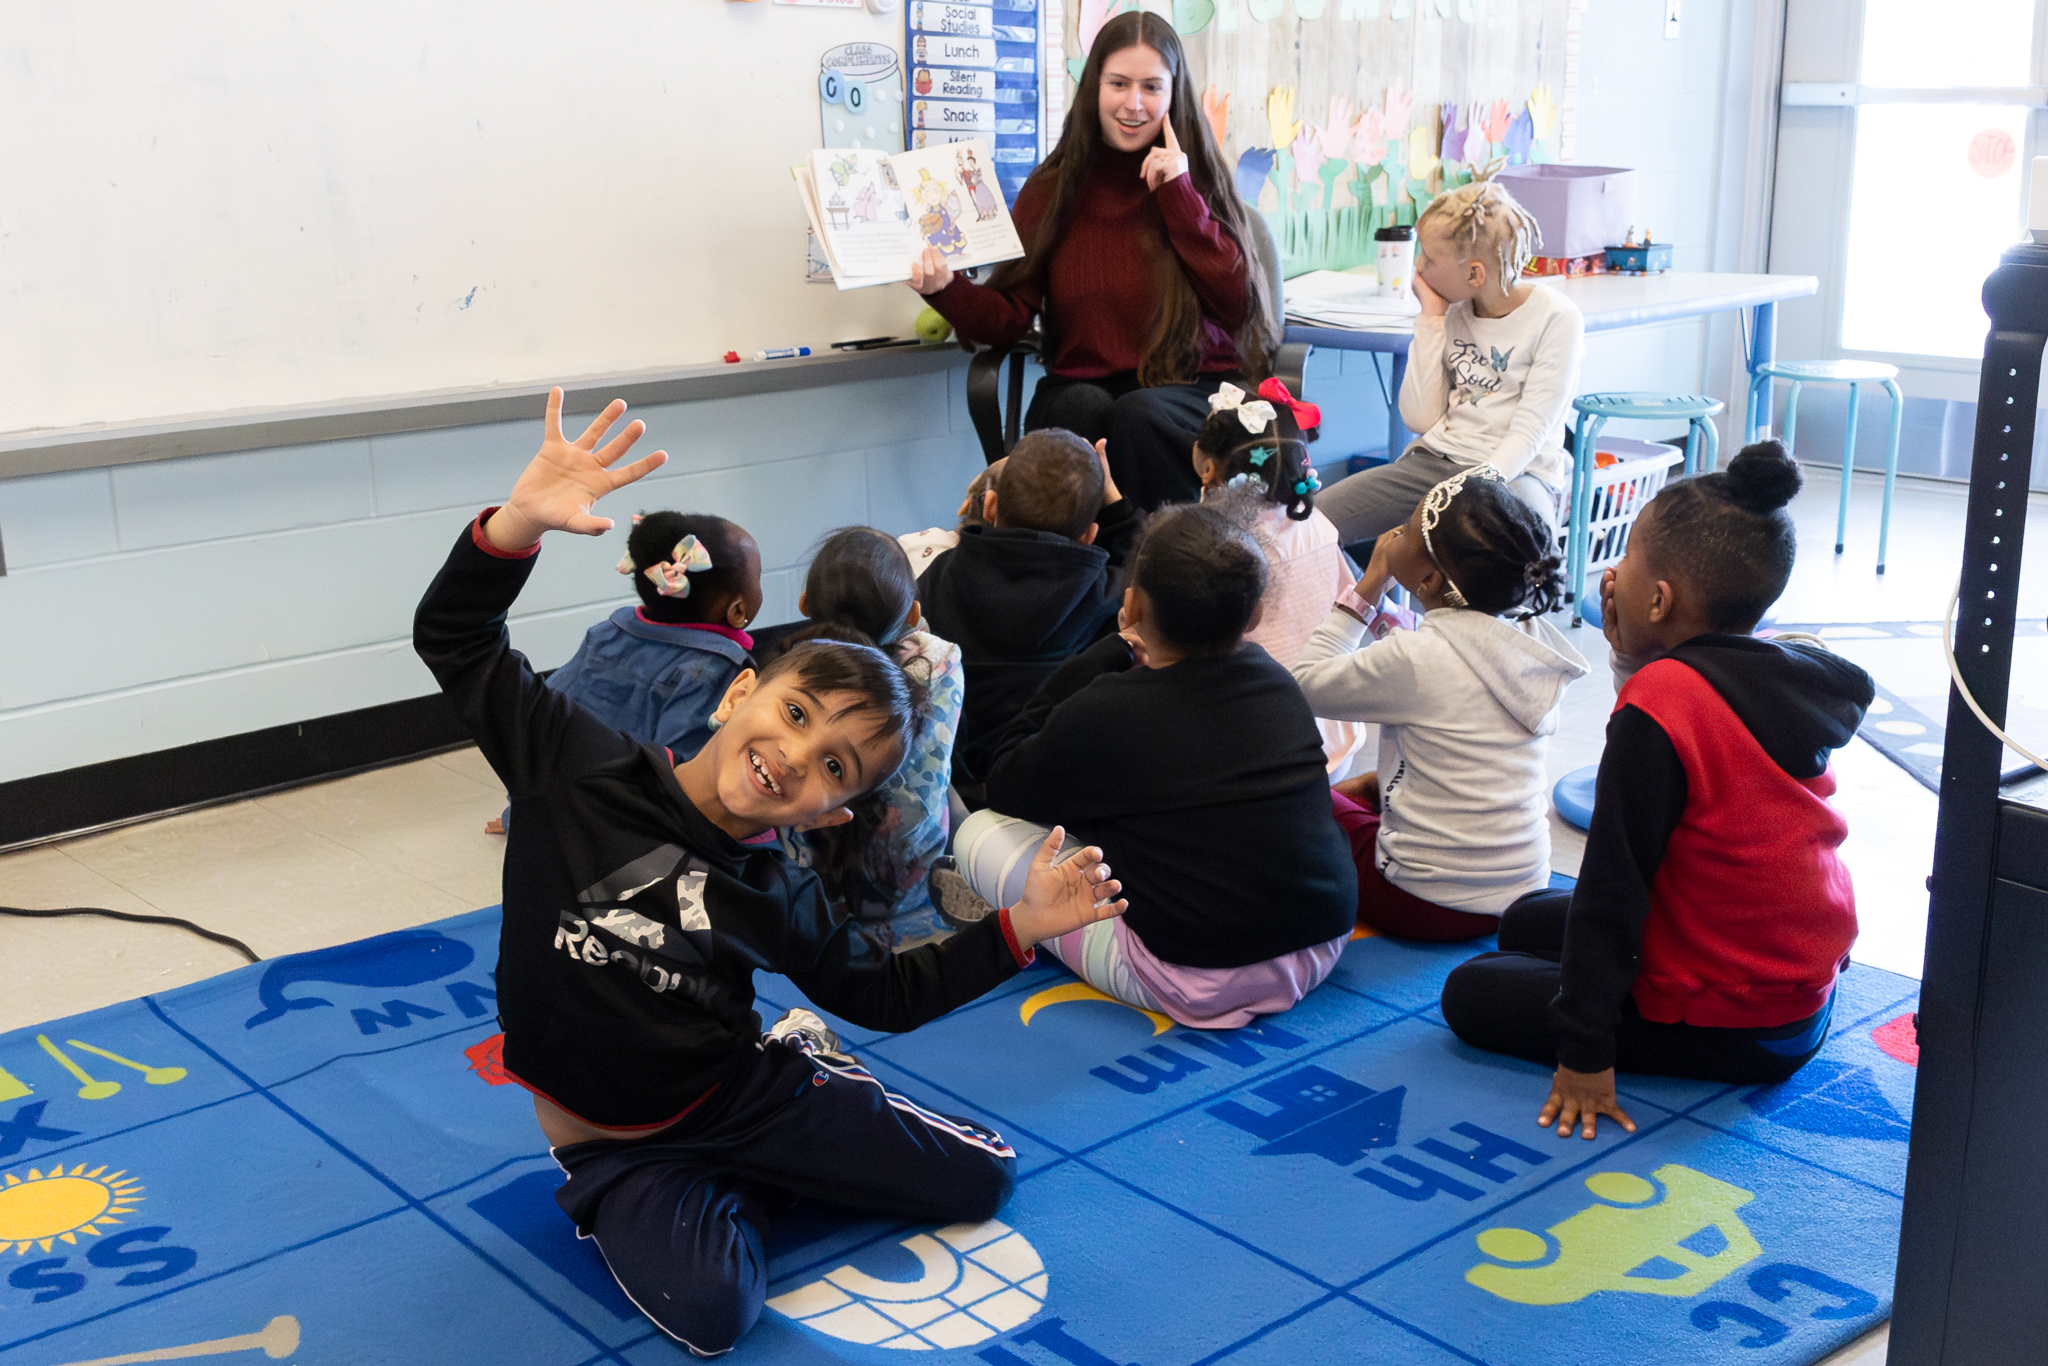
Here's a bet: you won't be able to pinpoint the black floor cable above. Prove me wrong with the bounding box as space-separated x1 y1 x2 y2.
0 904 262 963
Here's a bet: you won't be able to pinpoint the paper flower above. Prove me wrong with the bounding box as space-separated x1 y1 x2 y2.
1407 122 1440 183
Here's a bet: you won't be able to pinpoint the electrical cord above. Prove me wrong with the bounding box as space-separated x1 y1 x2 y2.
0 904 261 963
1942 581 2045 773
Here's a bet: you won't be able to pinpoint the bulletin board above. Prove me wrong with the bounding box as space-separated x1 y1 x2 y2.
0 1 1009 437
1060 0 1582 274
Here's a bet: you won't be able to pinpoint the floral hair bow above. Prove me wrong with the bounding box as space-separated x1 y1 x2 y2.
1257 377 1323 435
623 532 716 598
1208 382 1277 435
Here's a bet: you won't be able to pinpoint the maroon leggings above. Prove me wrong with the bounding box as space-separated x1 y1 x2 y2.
1330 790 1501 942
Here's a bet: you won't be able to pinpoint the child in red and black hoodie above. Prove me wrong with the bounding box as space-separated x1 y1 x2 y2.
1441 441 1875 1140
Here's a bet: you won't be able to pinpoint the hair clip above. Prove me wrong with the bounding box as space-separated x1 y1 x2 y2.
1418 465 1505 609
1248 447 1271 468
642 534 715 598
1226 472 1260 490
1208 382 1277 435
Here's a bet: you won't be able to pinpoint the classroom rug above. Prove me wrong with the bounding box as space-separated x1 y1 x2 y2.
0 908 1918 1366
1770 620 2047 794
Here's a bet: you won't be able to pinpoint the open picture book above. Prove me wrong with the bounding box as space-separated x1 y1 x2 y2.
794 138 1025 290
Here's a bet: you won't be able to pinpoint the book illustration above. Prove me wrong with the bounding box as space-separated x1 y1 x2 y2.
796 138 1023 289
912 170 968 255
957 148 1001 221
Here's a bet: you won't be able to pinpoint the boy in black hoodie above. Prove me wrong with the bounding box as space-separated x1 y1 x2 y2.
414 391 1128 1354
1441 442 1876 1139
920 428 1141 788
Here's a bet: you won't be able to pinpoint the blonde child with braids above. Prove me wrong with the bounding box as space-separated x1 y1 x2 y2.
1317 176 1585 548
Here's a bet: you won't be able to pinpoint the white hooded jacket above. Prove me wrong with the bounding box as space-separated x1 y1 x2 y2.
1291 606 1590 915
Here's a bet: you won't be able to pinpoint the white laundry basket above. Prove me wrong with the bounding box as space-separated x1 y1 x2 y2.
1564 436 1684 581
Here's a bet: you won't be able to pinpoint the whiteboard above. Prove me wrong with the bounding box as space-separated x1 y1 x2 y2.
0 2 944 434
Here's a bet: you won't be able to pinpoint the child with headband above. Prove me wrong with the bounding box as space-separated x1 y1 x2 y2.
1191 379 1367 775
1291 466 1588 941
1315 176 1584 549
485 512 763 834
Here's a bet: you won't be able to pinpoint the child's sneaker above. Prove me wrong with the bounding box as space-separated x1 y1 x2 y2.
928 856 995 930
765 1008 846 1060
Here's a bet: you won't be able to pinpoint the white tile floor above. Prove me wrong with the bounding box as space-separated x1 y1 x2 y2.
2 467 2041 1366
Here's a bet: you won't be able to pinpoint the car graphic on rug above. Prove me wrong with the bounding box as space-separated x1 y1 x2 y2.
1466 1164 1760 1305
766 1219 1046 1349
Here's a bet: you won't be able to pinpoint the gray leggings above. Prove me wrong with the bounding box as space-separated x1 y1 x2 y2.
1316 447 1562 548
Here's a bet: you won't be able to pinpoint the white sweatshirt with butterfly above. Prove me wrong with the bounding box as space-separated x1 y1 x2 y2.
1400 284 1584 492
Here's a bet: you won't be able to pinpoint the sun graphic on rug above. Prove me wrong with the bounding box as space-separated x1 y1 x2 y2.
0 1164 145 1255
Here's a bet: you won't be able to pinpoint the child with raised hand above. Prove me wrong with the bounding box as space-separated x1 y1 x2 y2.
899 462 998 580
1290 466 1589 942
942 502 1357 1030
1315 175 1584 547
1438 442 1874 1141
414 389 1126 1356
777 527 964 939
1192 379 1369 775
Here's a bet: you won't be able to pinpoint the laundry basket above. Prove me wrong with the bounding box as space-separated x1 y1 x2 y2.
1566 436 1683 584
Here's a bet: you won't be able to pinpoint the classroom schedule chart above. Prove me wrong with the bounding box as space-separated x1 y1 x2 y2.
907 0 1041 203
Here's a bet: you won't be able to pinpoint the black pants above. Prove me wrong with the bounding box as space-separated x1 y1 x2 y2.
552 1037 1015 1355
1439 891 1830 1086
1024 372 1231 510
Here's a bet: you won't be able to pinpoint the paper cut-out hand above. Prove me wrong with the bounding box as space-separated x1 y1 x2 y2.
1353 107 1387 165
1483 99 1512 149
1505 108 1535 163
1008 826 1128 948
487 389 668 552
1292 125 1327 202
1236 146 1277 204
1382 80 1414 138
1407 123 1440 185
1319 96 1357 157
1202 84 1231 148
1078 0 1117 54
1438 102 1465 165
1266 85 1302 154
1528 84 1560 142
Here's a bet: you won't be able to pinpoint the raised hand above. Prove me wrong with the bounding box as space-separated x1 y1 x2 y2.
1007 826 1128 948
487 388 668 552
1201 84 1231 149
1142 114 1190 191
1537 1066 1637 1141
1093 438 1124 507
907 244 955 296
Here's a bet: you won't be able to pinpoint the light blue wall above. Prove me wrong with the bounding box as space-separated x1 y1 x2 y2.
0 6 1747 785
0 367 985 784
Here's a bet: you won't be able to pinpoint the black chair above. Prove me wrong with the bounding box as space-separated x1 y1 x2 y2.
962 210 1311 465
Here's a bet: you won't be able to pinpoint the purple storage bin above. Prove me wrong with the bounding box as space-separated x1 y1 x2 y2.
1494 164 1637 261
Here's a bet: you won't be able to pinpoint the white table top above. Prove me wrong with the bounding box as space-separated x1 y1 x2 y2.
1284 271 1820 345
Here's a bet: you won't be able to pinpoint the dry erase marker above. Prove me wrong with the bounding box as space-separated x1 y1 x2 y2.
754 346 813 360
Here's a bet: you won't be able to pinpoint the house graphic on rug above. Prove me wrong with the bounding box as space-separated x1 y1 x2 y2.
1466 1165 1761 1305
765 1218 1047 1350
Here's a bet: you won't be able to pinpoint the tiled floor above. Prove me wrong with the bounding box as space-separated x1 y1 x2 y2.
2 468 2042 1366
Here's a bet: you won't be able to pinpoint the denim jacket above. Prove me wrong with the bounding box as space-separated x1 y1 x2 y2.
547 607 753 761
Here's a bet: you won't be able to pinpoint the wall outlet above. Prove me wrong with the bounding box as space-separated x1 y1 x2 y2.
1664 0 1681 38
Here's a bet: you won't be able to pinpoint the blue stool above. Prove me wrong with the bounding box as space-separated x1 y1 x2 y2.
1566 393 1724 626
1553 764 1598 832
1744 359 1902 573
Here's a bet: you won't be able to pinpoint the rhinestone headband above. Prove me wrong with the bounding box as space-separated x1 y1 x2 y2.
1418 464 1505 609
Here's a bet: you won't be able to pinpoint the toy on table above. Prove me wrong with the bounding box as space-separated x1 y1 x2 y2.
1606 228 1674 275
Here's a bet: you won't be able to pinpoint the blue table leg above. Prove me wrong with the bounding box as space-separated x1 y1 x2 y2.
1879 378 1903 573
1387 349 1411 460
1750 301 1778 436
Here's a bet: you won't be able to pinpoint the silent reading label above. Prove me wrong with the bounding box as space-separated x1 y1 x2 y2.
908 0 1040 201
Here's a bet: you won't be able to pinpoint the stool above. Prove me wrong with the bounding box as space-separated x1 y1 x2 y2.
1566 393 1724 626
1744 359 1902 573
1553 764 1598 832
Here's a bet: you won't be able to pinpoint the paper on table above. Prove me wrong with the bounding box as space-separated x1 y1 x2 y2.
1282 269 1421 326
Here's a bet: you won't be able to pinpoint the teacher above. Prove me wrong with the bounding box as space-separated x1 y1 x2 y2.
908 11 1277 510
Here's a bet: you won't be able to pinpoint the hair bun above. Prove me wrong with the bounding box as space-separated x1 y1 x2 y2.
1724 439 1802 513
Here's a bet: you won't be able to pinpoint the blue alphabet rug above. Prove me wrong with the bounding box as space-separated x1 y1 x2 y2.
0 907 1918 1366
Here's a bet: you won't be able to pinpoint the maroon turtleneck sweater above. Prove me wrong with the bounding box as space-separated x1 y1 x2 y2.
927 146 1250 379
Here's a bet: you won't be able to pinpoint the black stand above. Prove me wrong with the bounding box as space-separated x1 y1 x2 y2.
1888 238 2048 1363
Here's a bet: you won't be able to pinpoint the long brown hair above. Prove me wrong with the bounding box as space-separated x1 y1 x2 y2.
986 12 1277 387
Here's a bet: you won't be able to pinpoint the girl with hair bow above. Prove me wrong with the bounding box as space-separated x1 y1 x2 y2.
1188 379 1369 777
